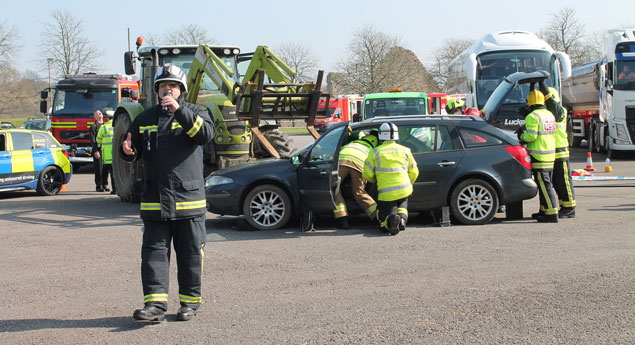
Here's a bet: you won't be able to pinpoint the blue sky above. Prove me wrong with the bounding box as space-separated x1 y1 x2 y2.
4 0 635 79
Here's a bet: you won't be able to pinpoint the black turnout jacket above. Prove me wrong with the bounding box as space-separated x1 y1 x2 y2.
122 97 214 220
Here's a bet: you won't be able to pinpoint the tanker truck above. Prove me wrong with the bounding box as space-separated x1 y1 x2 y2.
562 29 635 158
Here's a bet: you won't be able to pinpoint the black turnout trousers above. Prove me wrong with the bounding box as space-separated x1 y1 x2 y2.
141 215 206 311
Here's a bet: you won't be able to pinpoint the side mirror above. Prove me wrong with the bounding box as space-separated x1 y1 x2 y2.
39 100 48 114
124 51 136 75
40 90 48 99
352 113 360 122
130 89 139 100
121 88 130 98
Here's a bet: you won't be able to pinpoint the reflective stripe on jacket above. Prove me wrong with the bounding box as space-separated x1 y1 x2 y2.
362 141 419 201
339 139 373 172
521 107 556 163
96 123 114 164
122 98 215 220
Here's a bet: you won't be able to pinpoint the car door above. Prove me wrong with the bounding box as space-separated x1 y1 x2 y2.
0 133 12 186
31 132 51 173
403 124 464 210
297 124 348 213
8 131 38 184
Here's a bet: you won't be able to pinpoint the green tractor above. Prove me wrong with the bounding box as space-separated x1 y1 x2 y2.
112 39 328 202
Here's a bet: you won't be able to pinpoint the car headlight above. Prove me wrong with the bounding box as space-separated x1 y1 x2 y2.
205 175 234 188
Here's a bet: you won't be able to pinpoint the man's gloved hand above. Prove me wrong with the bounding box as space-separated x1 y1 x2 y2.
518 105 530 117
538 80 549 95
515 126 525 143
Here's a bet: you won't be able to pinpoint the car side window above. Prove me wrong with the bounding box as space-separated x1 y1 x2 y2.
309 126 345 162
459 128 503 148
399 126 435 153
32 133 48 149
11 132 34 150
399 125 453 153
436 126 454 151
0 134 6 151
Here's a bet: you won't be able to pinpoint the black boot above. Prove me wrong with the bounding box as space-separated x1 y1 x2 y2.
133 305 165 322
531 211 544 219
558 208 576 218
176 306 197 321
388 215 400 235
96 186 104 192
103 186 110 192
536 214 558 223
336 217 349 229
399 218 406 231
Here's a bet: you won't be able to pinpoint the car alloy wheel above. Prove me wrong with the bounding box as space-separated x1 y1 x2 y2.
37 166 63 196
450 178 499 225
243 184 292 230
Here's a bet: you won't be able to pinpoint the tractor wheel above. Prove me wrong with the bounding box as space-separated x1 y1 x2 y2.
253 128 297 159
112 111 141 203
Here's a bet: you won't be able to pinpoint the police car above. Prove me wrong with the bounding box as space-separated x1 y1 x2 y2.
0 128 72 196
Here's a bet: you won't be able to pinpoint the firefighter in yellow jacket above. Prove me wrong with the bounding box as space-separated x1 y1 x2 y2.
540 84 576 218
333 130 379 229
96 118 116 195
519 88 559 223
363 122 419 235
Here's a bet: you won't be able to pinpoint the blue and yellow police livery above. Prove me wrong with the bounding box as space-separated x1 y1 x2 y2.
0 129 72 196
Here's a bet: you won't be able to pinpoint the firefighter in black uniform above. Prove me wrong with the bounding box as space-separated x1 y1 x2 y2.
121 63 215 322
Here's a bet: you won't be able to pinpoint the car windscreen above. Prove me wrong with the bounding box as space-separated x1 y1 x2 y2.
364 97 427 119
53 89 118 117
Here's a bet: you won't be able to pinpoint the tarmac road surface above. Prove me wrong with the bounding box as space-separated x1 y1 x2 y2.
0 140 634 344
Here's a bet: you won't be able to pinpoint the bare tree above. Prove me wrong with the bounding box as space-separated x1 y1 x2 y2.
0 21 19 68
40 8 101 76
273 42 318 82
140 32 163 46
0 66 37 116
165 24 216 45
427 38 474 91
539 7 594 66
336 24 406 94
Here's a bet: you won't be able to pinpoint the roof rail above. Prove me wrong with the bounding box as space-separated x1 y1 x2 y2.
365 114 482 123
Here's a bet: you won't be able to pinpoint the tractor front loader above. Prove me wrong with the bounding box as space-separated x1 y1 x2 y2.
112 40 329 203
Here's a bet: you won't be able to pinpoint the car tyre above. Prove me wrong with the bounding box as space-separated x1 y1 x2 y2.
36 166 64 196
450 178 499 225
243 184 292 230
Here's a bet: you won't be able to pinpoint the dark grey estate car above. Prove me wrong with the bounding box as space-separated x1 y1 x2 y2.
205 116 538 230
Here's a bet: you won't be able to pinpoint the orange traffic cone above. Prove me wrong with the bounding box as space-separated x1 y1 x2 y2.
584 152 595 172
60 184 68 192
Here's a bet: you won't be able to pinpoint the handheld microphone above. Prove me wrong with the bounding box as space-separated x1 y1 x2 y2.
162 92 169 112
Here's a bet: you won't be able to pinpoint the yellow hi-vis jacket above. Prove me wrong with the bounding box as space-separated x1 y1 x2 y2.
362 141 419 201
521 107 556 168
96 122 114 164
544 90 569 159
339 139 373 172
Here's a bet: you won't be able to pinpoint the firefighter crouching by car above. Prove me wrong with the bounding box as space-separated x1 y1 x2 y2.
333 130 379 229
517 88 559 223
121 63 214 322
539 83 576 219
363 122 419 235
